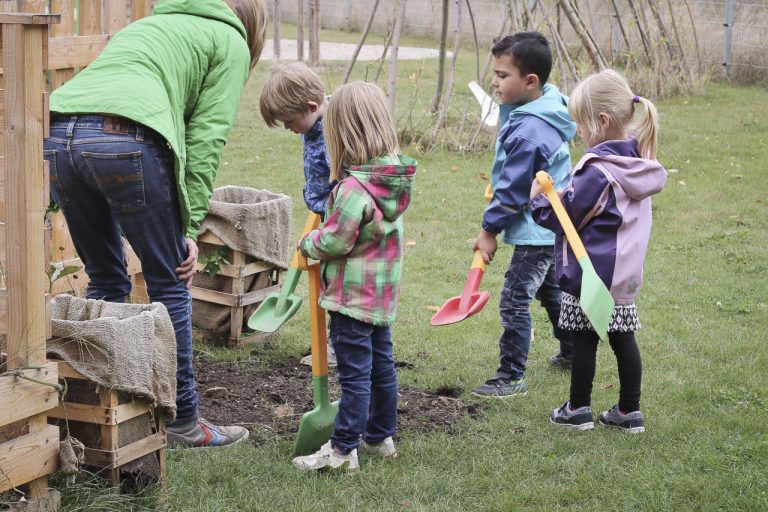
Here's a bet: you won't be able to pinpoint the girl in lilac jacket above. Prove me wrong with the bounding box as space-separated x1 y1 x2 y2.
530 69 667 433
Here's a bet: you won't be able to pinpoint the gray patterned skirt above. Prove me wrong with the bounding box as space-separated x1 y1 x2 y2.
559 292 641 333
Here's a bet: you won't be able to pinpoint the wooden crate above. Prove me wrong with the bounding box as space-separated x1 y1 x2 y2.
47 361 167 488
191 231 283 348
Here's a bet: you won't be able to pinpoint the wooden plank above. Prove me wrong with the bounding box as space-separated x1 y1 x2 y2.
55 360 85 380
47 398 149 426
197 231 225 246
50 0 75 89
3 22 48 369
104 0 128 35
0 425 59 493
47 401 116 425
239 284 281 307
48 34 110 70
83 432 166 469
191 283 280 308
230 250 246 342
195 259 277 278
0 288 5 333
190 286 237 307
78 0 102 37
0 13 59 25
99 386 120 484
0 362 59 427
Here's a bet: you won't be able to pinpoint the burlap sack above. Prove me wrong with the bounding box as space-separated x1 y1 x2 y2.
199 186 292 268
47 294 177 420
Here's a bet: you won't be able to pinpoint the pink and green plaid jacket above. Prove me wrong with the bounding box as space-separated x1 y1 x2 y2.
299 154 417 326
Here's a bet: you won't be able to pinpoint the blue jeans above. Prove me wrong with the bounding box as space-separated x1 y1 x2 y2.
44 115 198 422
329 312 397 453
495 245 572 381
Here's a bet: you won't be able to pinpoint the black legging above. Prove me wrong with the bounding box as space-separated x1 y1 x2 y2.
569 330 642 412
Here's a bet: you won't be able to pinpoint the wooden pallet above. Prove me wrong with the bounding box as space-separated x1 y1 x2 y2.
191 231 283 347
47 361 167 488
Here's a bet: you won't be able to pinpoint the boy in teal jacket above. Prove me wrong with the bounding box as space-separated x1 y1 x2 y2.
472 32 575 397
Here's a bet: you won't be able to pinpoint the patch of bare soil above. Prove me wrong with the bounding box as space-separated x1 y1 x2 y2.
195 355 483 445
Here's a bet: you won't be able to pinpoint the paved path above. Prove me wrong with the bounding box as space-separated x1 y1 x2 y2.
262 39 448 61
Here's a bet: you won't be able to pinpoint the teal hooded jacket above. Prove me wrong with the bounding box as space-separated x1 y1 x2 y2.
50 0 251 240
483 84 576 246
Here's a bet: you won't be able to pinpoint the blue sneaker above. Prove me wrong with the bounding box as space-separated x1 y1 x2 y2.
472 377 528 398
550 402 594 430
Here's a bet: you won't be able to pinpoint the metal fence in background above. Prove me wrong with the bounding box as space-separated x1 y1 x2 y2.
277 0 768 84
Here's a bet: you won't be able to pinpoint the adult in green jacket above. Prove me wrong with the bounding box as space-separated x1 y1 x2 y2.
44 0 267 448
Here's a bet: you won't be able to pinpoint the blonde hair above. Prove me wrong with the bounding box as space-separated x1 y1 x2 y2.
259 63 326 127
223 0 268 70
568 69 659 160
323 82 399 181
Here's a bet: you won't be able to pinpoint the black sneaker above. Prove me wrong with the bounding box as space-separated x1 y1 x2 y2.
550 401 594 430
598 405 645 434
549 352 572 368
471 377 528 398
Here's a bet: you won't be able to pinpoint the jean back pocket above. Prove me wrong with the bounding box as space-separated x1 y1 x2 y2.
82 151 145 212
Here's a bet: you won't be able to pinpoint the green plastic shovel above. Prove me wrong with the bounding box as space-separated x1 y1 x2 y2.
293 259 339 456
536 171 614 340
247 213 320 333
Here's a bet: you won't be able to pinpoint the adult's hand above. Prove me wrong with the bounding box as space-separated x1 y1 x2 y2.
176 237 199 289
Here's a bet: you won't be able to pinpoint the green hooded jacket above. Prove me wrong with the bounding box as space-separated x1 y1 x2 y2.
49 0 251 240
300 155 417 326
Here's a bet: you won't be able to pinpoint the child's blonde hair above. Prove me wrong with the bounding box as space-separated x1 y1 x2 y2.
568 69 659 160
223 0 268 70
323 82 399 181
259 62 325 127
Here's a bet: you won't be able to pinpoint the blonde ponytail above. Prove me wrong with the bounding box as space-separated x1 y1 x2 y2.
568 69 660 160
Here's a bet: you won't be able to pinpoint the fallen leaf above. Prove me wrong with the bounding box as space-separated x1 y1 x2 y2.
427 306 440 312
273 405 294 418
679 181 686 186
406 240 417 247
668 168 679 174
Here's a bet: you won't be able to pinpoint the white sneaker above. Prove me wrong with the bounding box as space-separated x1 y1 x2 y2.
292 441 359 472
299 342 337 368
360 436 397 459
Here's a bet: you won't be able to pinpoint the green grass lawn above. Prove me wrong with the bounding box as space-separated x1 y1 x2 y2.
60 25 768 512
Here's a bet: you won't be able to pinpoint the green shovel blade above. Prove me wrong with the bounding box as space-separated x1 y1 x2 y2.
293 375 339 456
576 256 614 341
246 268 303 333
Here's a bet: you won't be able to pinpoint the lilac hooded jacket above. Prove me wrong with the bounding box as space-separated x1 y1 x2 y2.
530 139 667 305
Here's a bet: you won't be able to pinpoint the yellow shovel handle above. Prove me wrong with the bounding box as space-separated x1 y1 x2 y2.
535 171 588 260
295 212 322 270
471 249 487 272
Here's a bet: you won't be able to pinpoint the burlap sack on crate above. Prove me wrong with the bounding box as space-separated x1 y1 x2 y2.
48 294 177 419
193 186 292 340
48 294 177 482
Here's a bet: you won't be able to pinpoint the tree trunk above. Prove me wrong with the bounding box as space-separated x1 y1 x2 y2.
386 0 407 115
343 0 380 83
431 0 450 113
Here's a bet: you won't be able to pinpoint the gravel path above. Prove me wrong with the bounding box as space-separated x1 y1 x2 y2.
261 39 448 61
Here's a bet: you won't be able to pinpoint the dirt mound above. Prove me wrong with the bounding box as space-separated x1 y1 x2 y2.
195 356 483 445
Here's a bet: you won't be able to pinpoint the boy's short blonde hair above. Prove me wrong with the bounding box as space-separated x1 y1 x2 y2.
259 62 326 127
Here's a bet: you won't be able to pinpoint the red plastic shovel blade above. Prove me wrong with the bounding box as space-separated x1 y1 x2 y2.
430 291 491 326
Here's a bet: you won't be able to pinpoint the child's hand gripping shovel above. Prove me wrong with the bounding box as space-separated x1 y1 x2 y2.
535 171 614 340
293 255 339 456
430 183 494 326
247 212 321 333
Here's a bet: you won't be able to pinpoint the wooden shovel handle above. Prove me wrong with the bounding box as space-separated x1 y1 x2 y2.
295 212 322 270
535 171 588 260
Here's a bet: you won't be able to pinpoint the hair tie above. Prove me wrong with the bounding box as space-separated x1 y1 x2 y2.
632 95 641 104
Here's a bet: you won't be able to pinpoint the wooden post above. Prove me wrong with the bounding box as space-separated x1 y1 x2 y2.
1 12 60 506
308 0 319 66
296 0 304 61
273 0 280 60
79 0 102 36
104 0 128 35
